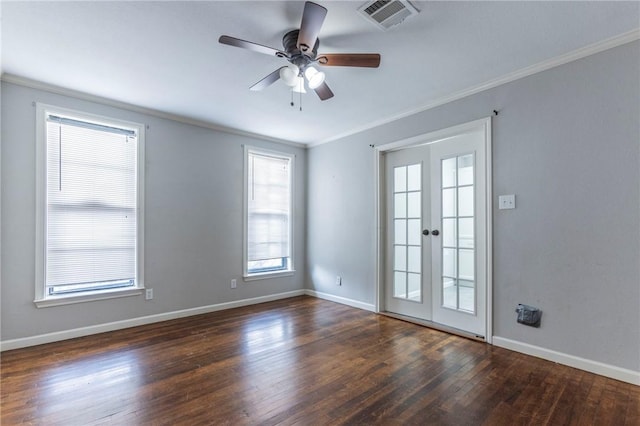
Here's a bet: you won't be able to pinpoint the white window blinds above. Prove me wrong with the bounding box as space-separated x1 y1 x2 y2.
246 150 292 274
45 114 139 295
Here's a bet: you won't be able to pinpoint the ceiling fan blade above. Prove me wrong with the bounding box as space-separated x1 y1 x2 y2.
297 2 327 54
314 81 334 101
250 67 287 91
317 53 381 68
219 35 288 58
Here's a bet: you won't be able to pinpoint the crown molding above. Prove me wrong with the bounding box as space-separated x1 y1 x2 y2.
4 28 638 149
0 73 307 149
309 28 640 148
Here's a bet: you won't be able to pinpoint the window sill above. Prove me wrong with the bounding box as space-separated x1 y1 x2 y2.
34 287 144 308
243 270 295 282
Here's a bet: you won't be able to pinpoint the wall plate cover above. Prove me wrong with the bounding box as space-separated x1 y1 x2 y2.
499 194 516 209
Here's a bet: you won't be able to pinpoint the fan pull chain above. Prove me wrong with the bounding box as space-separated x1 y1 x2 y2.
290 90 294 108
299 89 303 111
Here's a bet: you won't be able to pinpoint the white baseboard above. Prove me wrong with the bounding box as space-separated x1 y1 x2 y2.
0 290 305 351
492 336 640 386
304 289 376 312
5 292 636 387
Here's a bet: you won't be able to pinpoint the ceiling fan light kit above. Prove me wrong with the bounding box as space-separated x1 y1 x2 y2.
280 64 300 87
218 1 381 103
304 66 325 89
292 76 307 94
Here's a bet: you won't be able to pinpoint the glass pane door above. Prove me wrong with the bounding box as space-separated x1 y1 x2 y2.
393 163 422 302
440 154 475 313
383 123 488 336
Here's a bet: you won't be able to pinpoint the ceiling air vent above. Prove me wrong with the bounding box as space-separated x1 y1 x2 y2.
358 0 419 30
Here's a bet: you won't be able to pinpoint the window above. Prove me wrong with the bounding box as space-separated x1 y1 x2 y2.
35 104 144 306
244 147 294 278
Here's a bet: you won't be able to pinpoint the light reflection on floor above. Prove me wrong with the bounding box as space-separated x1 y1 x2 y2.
241 313 294 355
38 350 141 421
238 311 301 422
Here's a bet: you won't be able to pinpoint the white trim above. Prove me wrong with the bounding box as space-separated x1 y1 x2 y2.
243 270 295 281
376 117 492 153
374 147 385 313
137 114 146 292
1 74 306 149
7 288 637 387
35 104 47 301
35 288 143 308
34 103 146 304
1 290 305 351
305 289 376 312
0 28 640 148
374 118 493 340
309 29 640 147
5 31 637 150
493 336 640 386
484 118 493 344
243 146 295 279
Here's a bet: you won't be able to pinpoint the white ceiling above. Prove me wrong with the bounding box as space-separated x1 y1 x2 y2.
2 1 639 145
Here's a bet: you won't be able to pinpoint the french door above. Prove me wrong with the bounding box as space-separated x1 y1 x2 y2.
383 126 488 338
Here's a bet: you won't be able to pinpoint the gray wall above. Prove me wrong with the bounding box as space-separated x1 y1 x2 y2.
2 41 638 373
1 82 306 340
306 41 640 372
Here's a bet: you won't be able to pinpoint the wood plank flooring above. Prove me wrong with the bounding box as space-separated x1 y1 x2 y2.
1 296 638 425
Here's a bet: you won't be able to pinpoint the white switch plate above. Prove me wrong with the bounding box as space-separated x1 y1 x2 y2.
231 279 237 289
499 194 516 209
336 276 342 286
145 288 153 300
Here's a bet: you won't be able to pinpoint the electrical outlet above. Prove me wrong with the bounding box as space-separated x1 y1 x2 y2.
499 194 516 210
231 279 237 289
145 288 153 300
336 276 342 286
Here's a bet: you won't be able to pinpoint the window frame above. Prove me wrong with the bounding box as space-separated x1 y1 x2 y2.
243 146 295 280
34 103 145 307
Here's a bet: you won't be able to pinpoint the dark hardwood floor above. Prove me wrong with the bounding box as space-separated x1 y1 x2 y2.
1 296 638 425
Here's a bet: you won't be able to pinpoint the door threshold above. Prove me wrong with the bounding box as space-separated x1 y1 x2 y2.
379 311 485 342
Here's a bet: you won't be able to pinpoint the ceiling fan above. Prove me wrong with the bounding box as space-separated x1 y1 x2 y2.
219 1 381 101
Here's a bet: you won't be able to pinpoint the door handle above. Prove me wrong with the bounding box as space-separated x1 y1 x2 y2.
431 229 440 236
422 229 429 236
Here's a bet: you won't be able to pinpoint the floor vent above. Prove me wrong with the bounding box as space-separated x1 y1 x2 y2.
358 0 419 30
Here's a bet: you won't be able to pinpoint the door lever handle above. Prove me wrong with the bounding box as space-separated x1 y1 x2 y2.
422 229 429 236
431 229 440 236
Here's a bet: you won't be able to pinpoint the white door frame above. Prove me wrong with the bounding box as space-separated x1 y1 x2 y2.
374 117 493 343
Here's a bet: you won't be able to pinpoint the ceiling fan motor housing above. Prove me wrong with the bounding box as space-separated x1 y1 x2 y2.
218 1 379 101
282 30 319 71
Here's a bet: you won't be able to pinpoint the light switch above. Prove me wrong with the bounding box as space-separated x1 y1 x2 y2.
499 194 516 210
